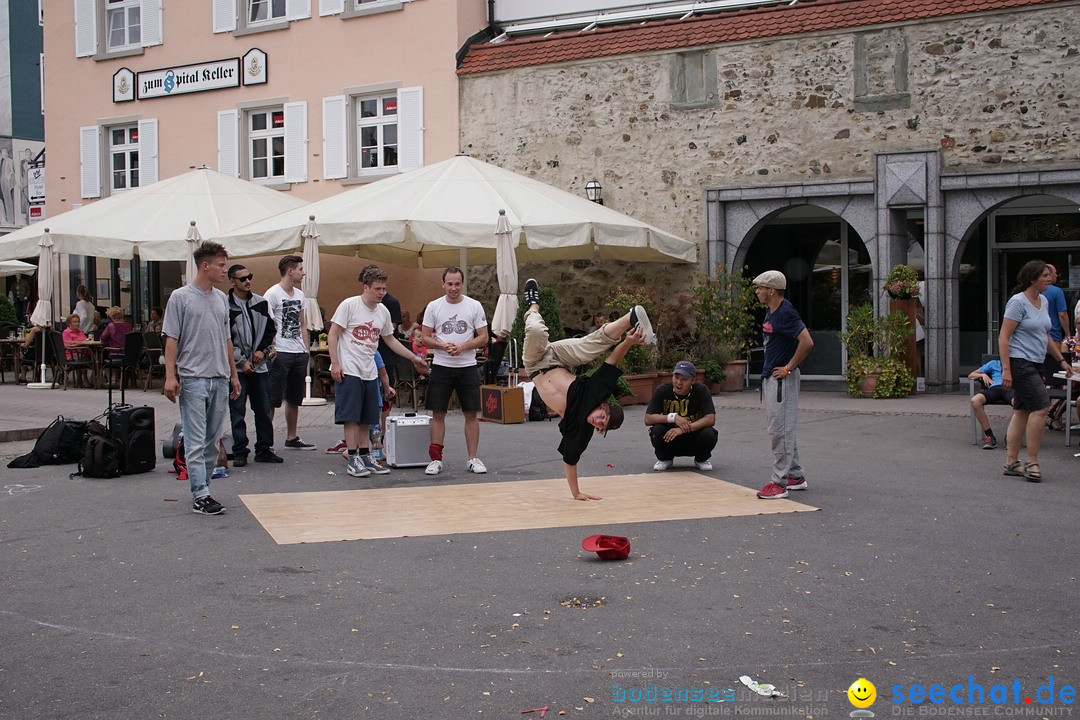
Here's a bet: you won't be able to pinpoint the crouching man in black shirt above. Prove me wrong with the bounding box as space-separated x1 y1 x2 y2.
521 279 650 501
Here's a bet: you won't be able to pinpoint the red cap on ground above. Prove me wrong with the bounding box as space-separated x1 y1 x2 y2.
581 534 630 560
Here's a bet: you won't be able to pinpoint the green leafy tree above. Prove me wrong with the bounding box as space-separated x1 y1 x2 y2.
0 293 16 324
690 265 757 366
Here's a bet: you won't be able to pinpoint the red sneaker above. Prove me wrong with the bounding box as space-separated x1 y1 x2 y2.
785 476 807 491
325 439 347 454
757 482 789 499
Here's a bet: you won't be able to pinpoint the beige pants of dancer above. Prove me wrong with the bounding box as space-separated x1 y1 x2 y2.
522 308 619 375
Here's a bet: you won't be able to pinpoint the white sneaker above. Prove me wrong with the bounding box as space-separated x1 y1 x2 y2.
347 454 371 478
695 460 713 471
653 459 673 471
467 457 488 474
425 459 443 476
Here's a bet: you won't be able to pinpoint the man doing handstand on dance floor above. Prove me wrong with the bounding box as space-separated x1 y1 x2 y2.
521 279 650 501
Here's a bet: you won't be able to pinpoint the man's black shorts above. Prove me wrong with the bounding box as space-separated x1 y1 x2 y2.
976 384 1015 405
425 364 481 413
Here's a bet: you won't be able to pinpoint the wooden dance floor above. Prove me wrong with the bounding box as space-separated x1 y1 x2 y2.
239 471 819 545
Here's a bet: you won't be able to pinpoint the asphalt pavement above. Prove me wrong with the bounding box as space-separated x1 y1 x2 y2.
0 381 1076 719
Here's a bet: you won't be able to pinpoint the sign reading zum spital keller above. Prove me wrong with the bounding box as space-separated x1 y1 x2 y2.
113 48 267 102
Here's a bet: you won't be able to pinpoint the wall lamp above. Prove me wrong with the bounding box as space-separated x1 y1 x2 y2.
585 179 604 205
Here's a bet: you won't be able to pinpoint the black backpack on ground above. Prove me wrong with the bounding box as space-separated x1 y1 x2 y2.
72 421 122 479
6 416 87 469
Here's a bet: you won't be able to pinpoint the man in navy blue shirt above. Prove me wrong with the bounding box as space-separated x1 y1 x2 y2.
753 270 814 500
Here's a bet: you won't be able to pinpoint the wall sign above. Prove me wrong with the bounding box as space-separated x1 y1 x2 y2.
113 49 268 103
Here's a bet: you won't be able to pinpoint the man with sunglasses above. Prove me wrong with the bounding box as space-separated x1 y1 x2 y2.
227 265 282 466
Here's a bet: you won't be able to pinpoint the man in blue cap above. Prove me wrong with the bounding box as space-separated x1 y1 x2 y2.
644 360 718 471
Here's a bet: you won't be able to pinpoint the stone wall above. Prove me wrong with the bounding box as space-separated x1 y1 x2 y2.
459 3 1080 317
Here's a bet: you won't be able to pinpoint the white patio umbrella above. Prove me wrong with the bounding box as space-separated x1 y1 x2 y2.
26 231 55 389
0 259 36 277
491 210 518 339
217 155 697 268
300 216 323 332
184 221 202 283
0 168 307 262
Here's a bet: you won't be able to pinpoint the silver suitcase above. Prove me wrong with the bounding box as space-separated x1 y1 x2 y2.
385 413 431 468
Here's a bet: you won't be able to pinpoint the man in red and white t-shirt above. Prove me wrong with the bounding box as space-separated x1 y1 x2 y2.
328 265 428 479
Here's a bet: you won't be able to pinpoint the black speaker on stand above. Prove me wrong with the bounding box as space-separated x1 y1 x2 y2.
105 352 156 475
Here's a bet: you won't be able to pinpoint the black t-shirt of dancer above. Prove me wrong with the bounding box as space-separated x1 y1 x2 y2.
557 363 622 466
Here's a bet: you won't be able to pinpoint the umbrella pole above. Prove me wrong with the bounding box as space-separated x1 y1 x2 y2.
301 353 326 407
27 327 54 390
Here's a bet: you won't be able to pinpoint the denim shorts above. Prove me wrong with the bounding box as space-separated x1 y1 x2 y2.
334 376 381 426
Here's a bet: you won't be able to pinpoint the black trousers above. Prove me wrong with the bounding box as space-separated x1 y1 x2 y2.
649 425 718 462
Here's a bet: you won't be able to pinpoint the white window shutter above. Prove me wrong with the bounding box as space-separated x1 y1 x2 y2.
137 119 159 186
319 0 344 16
217 110 239 177
79 125 101 199
284 101 308 184
397 86 423 173
322 96 347 180
212 0 237 33
286 0 311 20
141 0 162 46
74 0 96 57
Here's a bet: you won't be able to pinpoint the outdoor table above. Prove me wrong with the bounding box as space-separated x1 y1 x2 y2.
1052 369 1080 446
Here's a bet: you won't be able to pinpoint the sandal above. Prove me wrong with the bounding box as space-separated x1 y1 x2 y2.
1023 462 1042 483
1003 461 1024 477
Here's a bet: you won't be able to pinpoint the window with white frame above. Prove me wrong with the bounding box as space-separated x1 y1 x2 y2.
248 0 286 24
248 108 285 182
319 0 407 17
74 0 162 58
106 0 141 51
358 94 398 172
79 119 158 199
322 87 422 181
213 0 311 33
217 103 307 184
110 124 140 191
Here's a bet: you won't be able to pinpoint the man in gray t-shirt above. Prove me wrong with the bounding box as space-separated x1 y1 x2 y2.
162 241 240 516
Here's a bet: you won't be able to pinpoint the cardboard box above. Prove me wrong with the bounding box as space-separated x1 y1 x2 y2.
480 385 525 424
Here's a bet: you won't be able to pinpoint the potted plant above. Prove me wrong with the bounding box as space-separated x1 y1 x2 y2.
690 265 757 392
883 263 920 300
841 302 915 398
882 263 920 383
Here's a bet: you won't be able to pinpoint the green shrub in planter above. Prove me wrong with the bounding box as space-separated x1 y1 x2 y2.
0 293 16 324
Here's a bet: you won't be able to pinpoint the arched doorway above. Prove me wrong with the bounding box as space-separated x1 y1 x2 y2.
740 206 873 378
957 194 1080 370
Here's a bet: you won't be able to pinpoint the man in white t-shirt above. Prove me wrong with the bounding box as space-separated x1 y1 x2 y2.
329 265 429 478
420 267 489 476
264 254 315 451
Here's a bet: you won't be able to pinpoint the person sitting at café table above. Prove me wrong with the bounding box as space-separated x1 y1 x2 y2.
100 306 132 384
61 314 93 387
17 325 43 384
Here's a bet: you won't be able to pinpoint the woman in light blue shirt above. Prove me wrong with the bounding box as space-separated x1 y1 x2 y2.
998 260 1073 482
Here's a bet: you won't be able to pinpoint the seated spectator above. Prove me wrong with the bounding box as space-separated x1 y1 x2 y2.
61 314 92 387
399 309 419 339
146 306 164 334
17 325 43 384
100 306 131 352
411 327 427 358
644 360 719 471
968 358 1013 449
101 306 132 385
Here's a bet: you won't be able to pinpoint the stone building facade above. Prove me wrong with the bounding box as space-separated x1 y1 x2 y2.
458 0 1080 389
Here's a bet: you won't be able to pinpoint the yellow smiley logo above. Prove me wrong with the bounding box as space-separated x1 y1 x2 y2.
848 678 877 708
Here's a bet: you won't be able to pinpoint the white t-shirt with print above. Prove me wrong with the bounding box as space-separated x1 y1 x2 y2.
264 283 307 354
330 296 392 380
423 295 487 369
